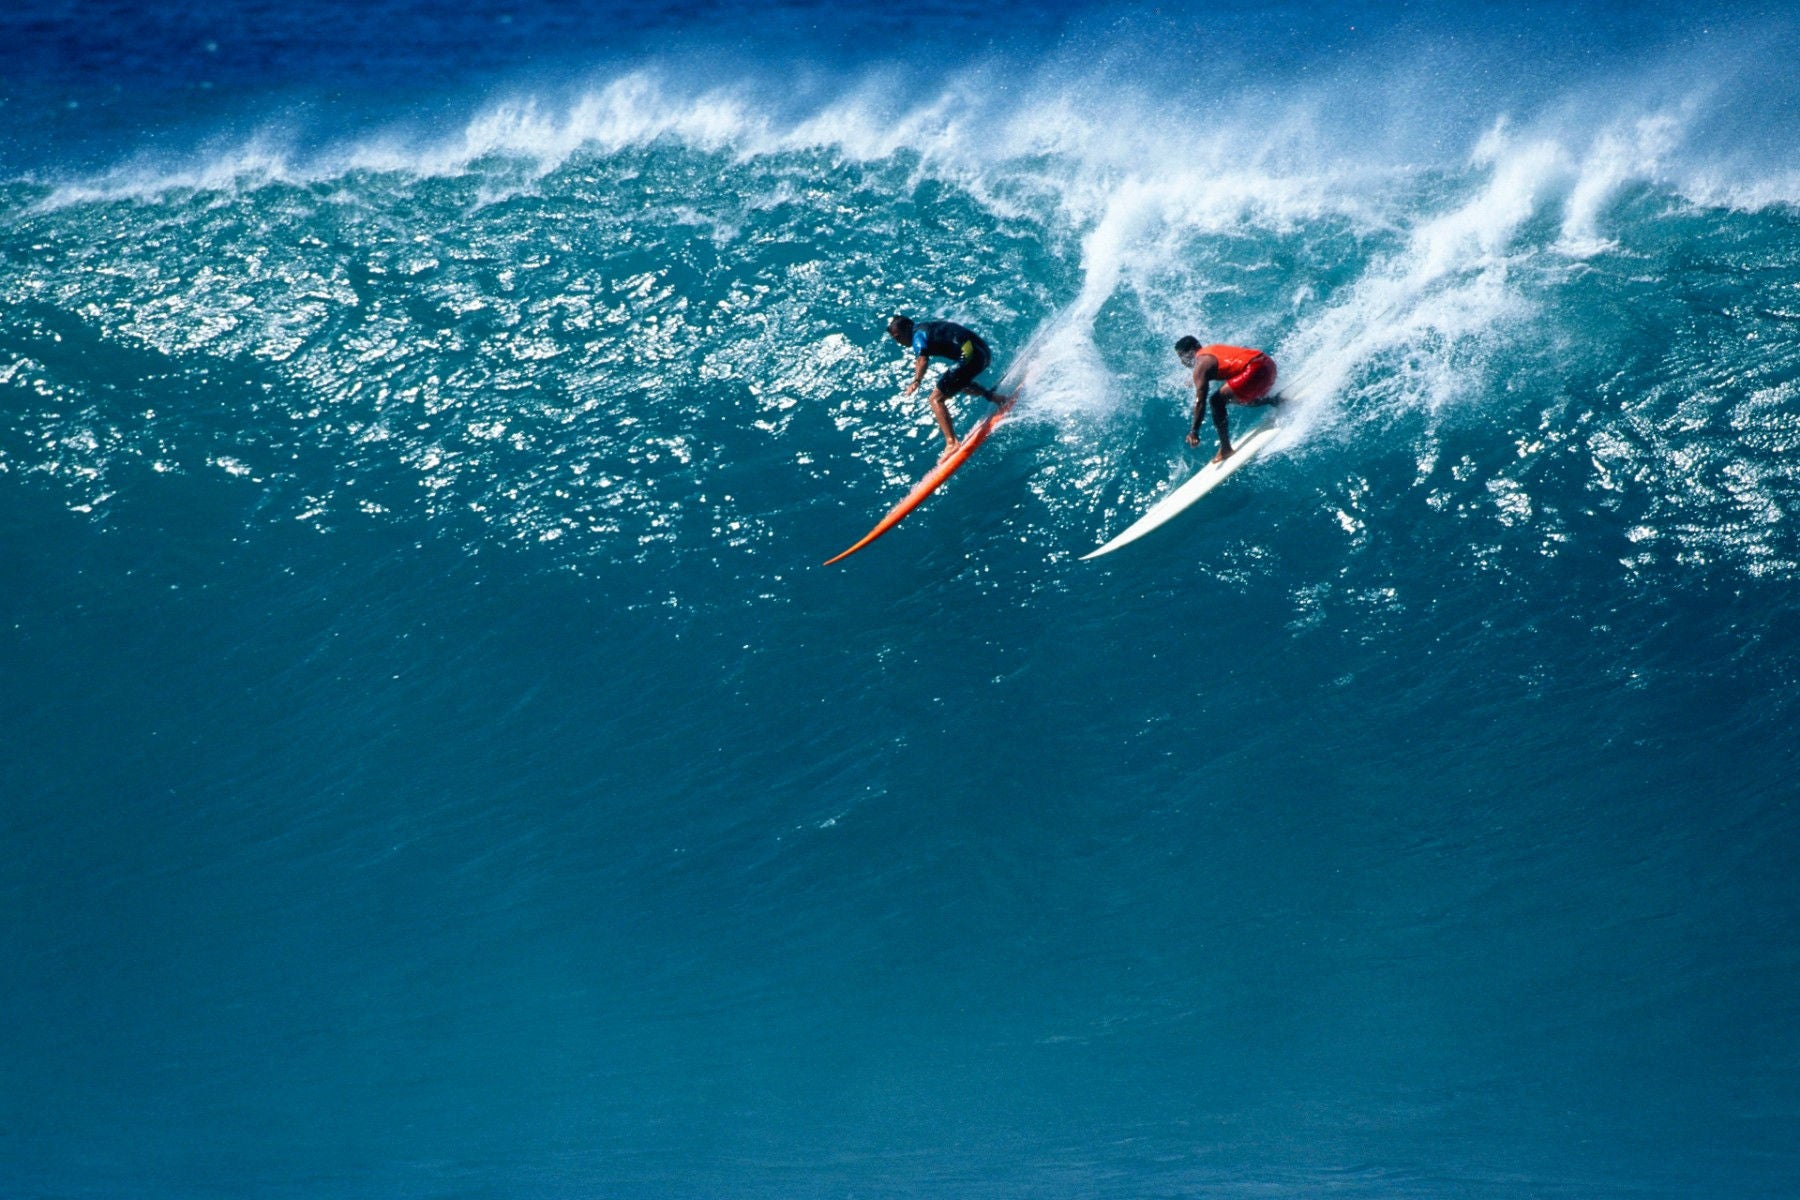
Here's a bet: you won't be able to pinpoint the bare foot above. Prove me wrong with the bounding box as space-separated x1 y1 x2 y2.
939 440 961 462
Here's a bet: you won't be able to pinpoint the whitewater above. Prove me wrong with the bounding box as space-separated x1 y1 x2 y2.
4 3 1799 1196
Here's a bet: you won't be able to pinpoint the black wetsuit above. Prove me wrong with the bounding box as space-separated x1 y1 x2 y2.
911 320 992 398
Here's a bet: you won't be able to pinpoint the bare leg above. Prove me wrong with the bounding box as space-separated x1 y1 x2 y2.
1208 384 1239 463
928 389 959 458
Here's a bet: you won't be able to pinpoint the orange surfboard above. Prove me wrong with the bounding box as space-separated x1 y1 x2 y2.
824 392 1019 565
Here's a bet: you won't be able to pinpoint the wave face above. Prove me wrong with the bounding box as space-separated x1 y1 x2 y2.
5 3 1800 1197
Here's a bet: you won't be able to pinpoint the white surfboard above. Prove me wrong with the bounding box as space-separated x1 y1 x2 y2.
1082 421 1280 560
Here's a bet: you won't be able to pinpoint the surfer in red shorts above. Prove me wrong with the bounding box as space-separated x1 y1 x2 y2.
1174 336 1279 462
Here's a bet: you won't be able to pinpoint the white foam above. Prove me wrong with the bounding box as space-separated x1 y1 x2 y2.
1558 111 1684 255
39 136 302 207
19 22 1800 227
20 60 1393 225
25 50 1798 459
1273 124 1562 440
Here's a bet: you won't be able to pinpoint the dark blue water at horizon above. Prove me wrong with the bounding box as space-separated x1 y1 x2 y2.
4 2 1800 1196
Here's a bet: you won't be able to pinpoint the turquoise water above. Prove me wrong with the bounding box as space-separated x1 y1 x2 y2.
4 4 1800 1195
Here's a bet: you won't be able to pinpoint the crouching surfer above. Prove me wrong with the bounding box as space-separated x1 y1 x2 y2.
887 315 1005 461
1175 336 1280 462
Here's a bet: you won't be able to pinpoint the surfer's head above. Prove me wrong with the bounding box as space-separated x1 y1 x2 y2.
887 315 914 345
1174 335 1200 365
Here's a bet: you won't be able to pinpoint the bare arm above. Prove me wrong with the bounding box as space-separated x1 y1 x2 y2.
1185 355 1232 458
904 354 929 396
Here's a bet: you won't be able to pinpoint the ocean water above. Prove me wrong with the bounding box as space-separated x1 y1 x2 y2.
4 2 1800 1196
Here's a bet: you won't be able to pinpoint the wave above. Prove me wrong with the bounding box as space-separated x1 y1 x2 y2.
8 14 1800 1198
5 35 1799 590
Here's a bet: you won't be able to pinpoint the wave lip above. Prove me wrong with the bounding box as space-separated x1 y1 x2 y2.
23 25 1800 218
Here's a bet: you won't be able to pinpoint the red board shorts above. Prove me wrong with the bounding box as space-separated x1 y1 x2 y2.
1223 354 1276 403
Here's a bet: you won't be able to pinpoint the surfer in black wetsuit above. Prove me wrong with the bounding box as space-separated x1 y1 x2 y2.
887 314 1003 459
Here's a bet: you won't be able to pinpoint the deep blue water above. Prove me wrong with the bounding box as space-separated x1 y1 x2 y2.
5 2 1800 1196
